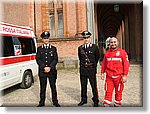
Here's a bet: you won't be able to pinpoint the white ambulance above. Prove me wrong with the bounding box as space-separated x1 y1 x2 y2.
0 22 38 91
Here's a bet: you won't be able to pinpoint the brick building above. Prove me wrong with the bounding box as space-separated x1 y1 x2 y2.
1 0 143 67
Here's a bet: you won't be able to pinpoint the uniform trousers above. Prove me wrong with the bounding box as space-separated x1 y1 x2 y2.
80 74 99 103
103 75 124 106
39 74 58 104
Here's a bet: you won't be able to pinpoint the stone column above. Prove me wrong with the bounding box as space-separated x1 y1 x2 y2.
134 3 143 61
128 5 136 61
124 14 130 54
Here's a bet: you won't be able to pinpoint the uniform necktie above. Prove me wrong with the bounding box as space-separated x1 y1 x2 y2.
85 44 89 49
87 44 89 48
84 44 87 49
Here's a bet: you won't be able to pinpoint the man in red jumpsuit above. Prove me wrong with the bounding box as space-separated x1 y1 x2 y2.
100 37 130 107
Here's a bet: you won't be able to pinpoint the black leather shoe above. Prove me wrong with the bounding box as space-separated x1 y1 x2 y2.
93 103 98 107
53 102 61 107
37 103 45 107
78 101 87 106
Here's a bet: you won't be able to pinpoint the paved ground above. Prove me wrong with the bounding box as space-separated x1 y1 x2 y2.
0 64 143 107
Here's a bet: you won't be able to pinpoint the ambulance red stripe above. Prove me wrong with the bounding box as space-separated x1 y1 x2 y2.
0 54 36 66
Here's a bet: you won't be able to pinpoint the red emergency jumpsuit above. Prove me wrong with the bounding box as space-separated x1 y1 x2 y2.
101 48 129 106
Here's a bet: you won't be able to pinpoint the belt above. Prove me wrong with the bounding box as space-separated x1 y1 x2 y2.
81 63 94 68
111 76 119 78
83 65 94 68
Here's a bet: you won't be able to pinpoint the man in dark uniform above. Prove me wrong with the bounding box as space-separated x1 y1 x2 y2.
78 31 100 107
36 31 60 107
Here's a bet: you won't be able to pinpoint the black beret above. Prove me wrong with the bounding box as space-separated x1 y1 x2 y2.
81 31 92 38
40 31 50 39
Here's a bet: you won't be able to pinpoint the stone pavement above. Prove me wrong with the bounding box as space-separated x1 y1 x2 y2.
1 64 143 107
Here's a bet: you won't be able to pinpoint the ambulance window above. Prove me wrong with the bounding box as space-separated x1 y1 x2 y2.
3 36 14 57
31 39 36 53
18 38 36 55
12 36 21 45
12 37 22 56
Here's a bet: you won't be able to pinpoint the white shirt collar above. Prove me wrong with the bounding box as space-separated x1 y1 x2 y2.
44 44 49 47
42 44 51 48
85 42 91 48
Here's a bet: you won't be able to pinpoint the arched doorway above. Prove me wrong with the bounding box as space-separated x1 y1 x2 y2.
95 2 143 62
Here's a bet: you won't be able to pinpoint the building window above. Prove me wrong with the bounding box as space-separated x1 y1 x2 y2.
2 36 36 57
50 13 55 37
49 0 63 38
58 11 63 37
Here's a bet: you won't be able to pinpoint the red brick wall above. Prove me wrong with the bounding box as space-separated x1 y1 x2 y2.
64 1 77 37
2 2 32 27
36 1 87 60
37 40 84 58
